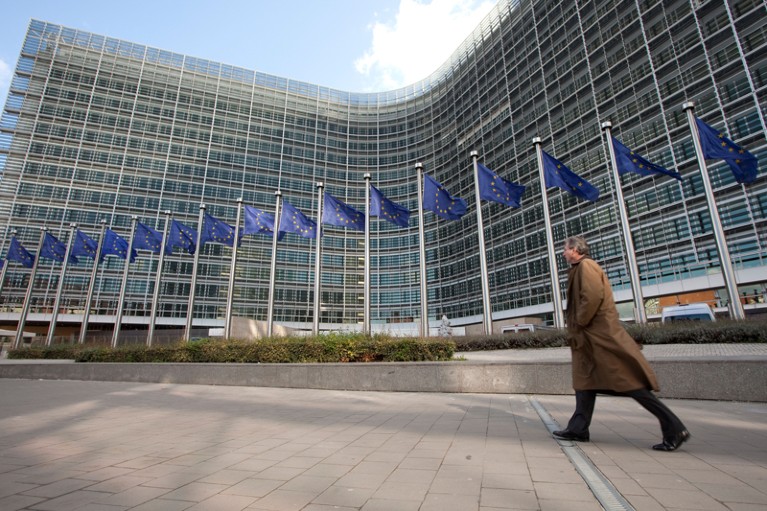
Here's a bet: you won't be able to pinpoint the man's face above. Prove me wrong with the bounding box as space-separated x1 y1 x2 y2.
563 244 583 264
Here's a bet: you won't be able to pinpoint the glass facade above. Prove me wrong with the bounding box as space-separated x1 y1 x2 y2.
1 0 765 334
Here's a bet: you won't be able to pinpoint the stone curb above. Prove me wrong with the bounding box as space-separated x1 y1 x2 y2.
2 357 765 401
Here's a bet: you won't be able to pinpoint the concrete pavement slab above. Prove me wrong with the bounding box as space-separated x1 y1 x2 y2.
0 374 765 510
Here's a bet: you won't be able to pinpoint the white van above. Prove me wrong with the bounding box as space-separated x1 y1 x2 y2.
661 303 716 323
502 323 537 334
501 324 557 334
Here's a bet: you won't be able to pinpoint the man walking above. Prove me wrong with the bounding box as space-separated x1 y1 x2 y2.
553 236 690 451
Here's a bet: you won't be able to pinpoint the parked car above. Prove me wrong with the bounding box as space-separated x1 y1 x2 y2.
661 303 716 323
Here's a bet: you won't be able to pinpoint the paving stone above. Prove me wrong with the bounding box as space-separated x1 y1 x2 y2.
245 489 316 510
481 473 534 491
301 464 352 478
76 466 137 482
221 478 283 498
645 486 731 510
27 489 110 511
160 482 229 502
372 480 429 501
313 485 376 507
184 494 256 510
429 474 482 495
84 475 153 493
252 466 305 481
279 475 336 493
0 494 47 511
129 498 195 511
196 470 256 485
93 485 171 507
420 492 480 511
334 471 389 489
22 477 100 498
480 487 539 509
532 481 597 502
302 505 358 511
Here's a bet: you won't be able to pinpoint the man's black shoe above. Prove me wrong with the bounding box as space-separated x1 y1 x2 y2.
652 429 690 451
552 429 589 442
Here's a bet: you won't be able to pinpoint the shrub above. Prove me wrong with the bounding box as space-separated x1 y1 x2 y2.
6 320 766 361
631 320 767 345
453 330 568 352
453 319 767 352
8 333 456 363
5 344 80 360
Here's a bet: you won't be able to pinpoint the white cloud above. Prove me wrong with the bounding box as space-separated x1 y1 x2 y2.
355 0 497 91
0 58 12 106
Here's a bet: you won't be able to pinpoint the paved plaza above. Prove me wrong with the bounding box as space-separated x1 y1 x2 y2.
1 374 766 510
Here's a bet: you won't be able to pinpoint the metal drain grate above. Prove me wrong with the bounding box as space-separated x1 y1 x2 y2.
530 397 636 511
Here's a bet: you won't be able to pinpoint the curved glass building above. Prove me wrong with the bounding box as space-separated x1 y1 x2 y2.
1 0 765 338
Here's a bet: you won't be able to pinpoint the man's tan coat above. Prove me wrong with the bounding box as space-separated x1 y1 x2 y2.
566 258 659 392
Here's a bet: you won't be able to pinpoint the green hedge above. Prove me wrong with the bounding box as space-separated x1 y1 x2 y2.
7 321 766 362
453 330 568 352
628 320 767 345
4 344 79 360
7 333 456 363
452 320 767 352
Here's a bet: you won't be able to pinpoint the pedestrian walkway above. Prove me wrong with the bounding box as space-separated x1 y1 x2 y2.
1 376 765 510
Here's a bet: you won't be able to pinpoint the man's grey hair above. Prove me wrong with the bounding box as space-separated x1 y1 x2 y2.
565 236 590 256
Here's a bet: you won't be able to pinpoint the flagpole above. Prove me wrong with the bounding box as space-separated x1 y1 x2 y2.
224 198 243 339
682 101 745 320
415 162 429 337
46 223 77 345
363 173 371 335
0 261 6 296
312 183 324 335
0 230 16 298
267 190 282 337
0 259 7 296
80 219 107 344
14 227 47 349
111 216 137 348
184 204 206 341
601 123 648 324
533 137 565 328
147 211 170 346
470 151 494 335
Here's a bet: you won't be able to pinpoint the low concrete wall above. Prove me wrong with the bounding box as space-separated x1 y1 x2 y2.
1 357 765 402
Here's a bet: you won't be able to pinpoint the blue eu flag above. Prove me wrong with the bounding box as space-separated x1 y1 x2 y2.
7 237 35 268
612 137 682 181
167 220 197 255
133 222 165 254
70 230 98 260
695 117 758 185
370 185 410 228
40 232 78 264
423 174 467 221
542 151 599 202
100 228 137 262
279 200 318 239
200 213 240 248
322 192 365 231
244 205 284 240
477 163 525 207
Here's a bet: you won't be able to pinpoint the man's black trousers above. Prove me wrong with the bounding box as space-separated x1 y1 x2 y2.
565 389 686 439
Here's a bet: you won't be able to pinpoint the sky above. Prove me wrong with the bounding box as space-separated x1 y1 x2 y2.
0 0 497 106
